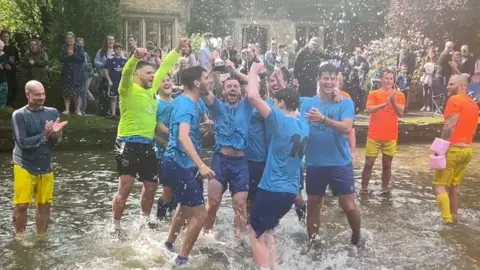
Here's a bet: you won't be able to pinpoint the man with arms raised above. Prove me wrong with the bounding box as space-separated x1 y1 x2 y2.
247 63 309 269
301 64 361 246
361 69 405 194
429 74 478 224
111 39 186 233
12 80 68 240
201 68 254 237
162 66 216 266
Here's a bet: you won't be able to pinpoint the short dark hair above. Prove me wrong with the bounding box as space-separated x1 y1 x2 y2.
317 63 339 77
380 68 395 78
274 87 299 111
114 43 123 50
278 44 285 49
135 61 153 71
181 66 207 89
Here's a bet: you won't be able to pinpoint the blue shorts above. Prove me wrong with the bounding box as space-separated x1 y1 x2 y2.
306 163 355 196
158 159 175 188
211 153 249 195
250 189 296 238
162 157 204 207
247 160 266 202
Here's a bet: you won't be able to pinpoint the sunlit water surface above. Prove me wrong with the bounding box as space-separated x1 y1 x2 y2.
0 144 479 270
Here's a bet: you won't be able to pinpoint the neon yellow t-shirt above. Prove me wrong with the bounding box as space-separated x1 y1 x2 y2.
117 50 180 140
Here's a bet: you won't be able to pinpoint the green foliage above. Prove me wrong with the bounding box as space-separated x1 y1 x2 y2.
0 0 43 34
188 33 204 55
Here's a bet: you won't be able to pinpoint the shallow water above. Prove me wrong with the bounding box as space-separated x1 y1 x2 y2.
0 144 479 270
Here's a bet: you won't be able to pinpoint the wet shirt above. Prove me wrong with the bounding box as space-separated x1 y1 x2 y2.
117 50 180 143
12 106 60 174
164 94 203 168
366 89 405 140
105 56 127 94
154 99 173 159
301 95 354 166
207 97 254 151
245 98 274 161
259 107 309 195
444 93 479 144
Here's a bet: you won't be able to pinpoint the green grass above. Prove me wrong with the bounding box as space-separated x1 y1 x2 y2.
399 116 444 125
0 107 118 130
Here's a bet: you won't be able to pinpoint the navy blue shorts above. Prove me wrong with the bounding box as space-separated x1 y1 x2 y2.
247 160 266 202
211 153 249 195
250 189 296 238
306 163 355 196
157 159 175 188
162 157 204 207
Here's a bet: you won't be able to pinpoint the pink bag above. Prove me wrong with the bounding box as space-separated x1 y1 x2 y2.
429 138 451 155
429 154 446 170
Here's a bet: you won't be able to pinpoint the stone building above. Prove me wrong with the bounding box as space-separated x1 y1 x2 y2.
119 0 381 52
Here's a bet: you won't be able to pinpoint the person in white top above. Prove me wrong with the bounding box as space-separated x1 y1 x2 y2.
420 50 437 112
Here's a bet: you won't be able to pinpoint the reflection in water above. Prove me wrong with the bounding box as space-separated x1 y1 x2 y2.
0 144 479 269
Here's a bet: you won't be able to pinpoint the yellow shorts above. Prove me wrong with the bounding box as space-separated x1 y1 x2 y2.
433 146 472 186
13 164 54 206
365 138 397 157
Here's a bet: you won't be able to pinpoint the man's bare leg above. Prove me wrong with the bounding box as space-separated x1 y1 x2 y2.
294 193 307 222
249 228 270 268
167 206 188 245
203 179 223 233
381 154 393 191
449 185 461 218
179 205 207 257
232 191 248 235
13 203 29 236
112 175 135 229
338 194 361 245
306 195 324 241
140 181 158 216
36 203 51 236
361 156 377 192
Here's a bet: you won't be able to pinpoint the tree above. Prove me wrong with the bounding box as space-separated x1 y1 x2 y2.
387 0 480 50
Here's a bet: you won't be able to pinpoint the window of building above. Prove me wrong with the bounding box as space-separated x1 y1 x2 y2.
123 18 174 51
295 25 321 51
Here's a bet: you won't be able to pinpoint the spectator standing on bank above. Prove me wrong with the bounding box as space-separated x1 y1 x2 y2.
1 30 20 107
94 35 115 116
77 37 94 115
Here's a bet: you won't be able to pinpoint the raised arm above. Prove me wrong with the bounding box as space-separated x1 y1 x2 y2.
11 111 47 149
247 63 271 119
151 39 186 92
118 49 142 95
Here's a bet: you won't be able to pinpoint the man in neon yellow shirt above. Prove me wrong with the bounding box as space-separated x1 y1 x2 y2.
111 38 189 233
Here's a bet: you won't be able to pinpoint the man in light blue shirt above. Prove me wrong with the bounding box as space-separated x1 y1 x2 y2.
300 63 361 246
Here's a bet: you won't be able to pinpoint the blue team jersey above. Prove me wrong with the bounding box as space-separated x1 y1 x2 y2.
300 95 355 166
154 98 172 159
258 107 309 195
105 56 127 91
164 94 202 168
207 97 254 151
245 98 274 161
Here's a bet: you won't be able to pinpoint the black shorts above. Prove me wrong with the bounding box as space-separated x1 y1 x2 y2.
114 139 158 182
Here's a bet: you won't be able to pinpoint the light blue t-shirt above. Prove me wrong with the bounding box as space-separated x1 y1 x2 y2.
301 95 355 167
245 98 274 161
207 97 254 151
258 107 309 195
154 99 172 159
164 94 202 168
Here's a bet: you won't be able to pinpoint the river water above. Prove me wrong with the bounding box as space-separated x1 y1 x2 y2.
0 144 479 270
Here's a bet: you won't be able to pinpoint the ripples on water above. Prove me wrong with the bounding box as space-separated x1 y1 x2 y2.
0 144 479 269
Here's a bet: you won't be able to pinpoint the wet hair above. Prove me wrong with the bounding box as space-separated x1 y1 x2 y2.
317 63 339 77
223 77 240 86
274 87 299 111
114 43 123 50
379 68 394 78
135 61 153 71
181 66 207 89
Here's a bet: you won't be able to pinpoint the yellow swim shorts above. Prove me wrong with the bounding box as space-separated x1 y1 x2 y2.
13 164 54 206
365 138 397 157
433 146 472 186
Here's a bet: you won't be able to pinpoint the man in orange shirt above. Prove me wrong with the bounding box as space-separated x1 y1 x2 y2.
361 69 405 194
430 74 478 224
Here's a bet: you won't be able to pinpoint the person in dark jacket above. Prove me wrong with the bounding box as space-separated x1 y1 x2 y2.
459 45 475 80
22 38 49 84
1 30 20 107
59 31 85 115
293 37 338 97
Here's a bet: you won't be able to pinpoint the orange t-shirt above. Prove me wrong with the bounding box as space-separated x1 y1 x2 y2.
366 89 406 140
444 93 479 144
340 90 351 98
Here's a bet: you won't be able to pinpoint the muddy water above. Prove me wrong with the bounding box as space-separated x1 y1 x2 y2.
0 144 479 270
